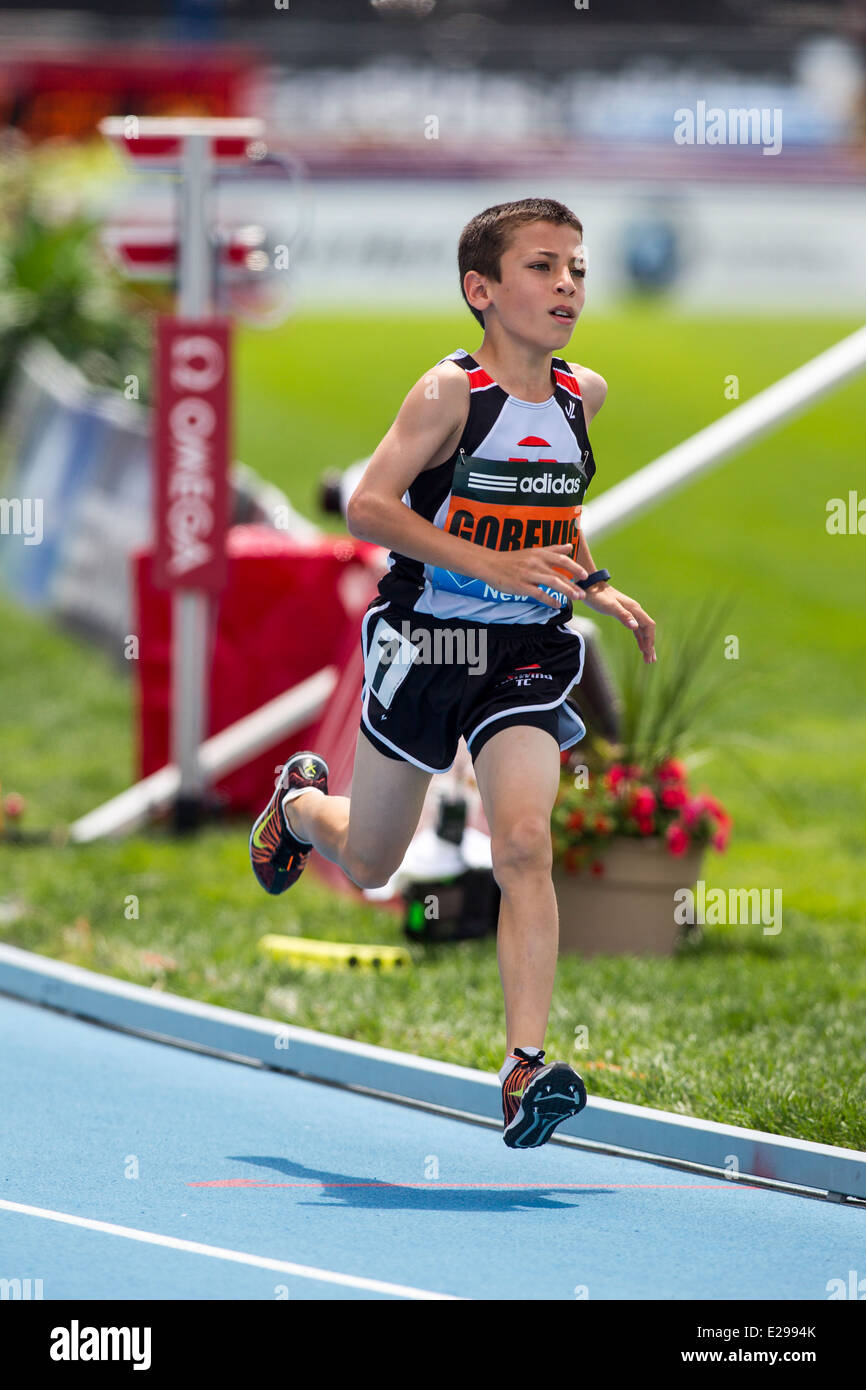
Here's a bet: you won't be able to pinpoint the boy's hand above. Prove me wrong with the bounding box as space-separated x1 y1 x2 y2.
581 583 656 663
481 544 588 611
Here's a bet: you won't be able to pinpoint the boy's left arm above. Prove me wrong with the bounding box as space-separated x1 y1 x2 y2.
570 362 656 665
573 532 656 664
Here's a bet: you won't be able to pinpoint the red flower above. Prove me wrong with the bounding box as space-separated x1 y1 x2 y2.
593 814 615 835
631 786 656 817
567 810 585 832
559 750 572 766
657 758 688 784
682 795 706 828
660 785 688 809
564 848 582 875
636 815 655 837
604 763 627 792
712 823 731 852
666 823 690 856
590 859 605 877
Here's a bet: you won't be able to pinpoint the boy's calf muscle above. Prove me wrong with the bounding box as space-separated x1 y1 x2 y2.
342 729 433 887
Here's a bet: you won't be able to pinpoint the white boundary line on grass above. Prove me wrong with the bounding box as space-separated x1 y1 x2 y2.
67 667 337 843
0 944 863 1201
580 322 866 541
0 1199 459 1300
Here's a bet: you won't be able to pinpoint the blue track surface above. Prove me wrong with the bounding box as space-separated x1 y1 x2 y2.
1 994 861 1300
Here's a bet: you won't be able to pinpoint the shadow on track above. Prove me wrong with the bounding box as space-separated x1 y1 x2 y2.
224 1154 617 1211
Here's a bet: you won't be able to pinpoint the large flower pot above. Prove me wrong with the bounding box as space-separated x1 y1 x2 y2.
553 838 705 957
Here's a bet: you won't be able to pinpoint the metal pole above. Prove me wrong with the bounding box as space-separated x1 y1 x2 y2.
172 133 213 831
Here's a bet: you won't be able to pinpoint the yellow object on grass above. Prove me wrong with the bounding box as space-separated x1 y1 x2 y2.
259 934 411 971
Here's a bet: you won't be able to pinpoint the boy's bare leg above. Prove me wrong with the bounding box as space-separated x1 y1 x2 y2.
471 724 562 1055
283 728 432 889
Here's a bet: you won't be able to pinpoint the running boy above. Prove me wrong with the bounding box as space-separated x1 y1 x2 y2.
250 197 656 1148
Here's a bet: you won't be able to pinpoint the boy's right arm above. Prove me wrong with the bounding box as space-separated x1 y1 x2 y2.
346 364 587 611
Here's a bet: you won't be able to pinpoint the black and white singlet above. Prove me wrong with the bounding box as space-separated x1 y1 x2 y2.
374 348 597 626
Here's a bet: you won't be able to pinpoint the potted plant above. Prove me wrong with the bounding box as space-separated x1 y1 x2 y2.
0 131 153 411
552 602 734 956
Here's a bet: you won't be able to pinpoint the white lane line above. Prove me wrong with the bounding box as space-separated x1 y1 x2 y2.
0 1199 461 1301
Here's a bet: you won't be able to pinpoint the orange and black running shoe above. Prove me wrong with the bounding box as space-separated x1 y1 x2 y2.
249 751 329 895
501 1047 588 1149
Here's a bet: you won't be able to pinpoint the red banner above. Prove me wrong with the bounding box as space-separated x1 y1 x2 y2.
1 50 253 143
154 318 230 592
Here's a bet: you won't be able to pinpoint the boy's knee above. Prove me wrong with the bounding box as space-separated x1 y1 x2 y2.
343 849 399 891
491 814 552 881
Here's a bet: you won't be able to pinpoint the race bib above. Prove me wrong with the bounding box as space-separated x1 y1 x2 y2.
430 449 591 603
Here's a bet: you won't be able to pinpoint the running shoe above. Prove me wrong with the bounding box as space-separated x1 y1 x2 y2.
501 1047 588 1149
249 751 329 895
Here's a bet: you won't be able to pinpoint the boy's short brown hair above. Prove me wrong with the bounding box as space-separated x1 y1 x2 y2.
458 197 583 329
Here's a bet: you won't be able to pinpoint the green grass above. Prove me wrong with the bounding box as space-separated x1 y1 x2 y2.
1 306 865 1150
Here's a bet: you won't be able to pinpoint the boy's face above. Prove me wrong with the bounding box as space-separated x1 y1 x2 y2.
473 219 586 343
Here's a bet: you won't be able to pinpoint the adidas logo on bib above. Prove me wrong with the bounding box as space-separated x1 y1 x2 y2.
519 473 581 494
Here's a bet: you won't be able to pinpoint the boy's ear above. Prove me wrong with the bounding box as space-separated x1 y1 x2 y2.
463 270 491 320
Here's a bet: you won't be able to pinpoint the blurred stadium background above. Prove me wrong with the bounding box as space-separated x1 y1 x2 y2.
0 0 864 1144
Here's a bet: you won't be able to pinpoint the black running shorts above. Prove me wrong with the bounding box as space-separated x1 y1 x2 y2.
358 598 587 774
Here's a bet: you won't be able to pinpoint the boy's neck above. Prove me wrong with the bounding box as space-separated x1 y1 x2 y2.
472 337 556 404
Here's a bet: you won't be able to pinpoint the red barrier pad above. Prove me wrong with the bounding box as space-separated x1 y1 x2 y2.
133 525 384 816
